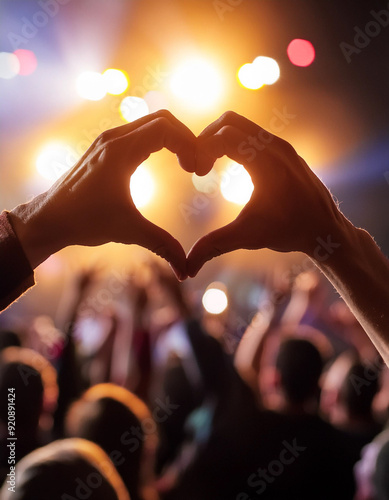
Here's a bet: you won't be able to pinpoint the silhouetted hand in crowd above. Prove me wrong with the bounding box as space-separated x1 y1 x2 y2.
3 111 389 364
10 110 196 280
188 111 389 365
187 111 349 275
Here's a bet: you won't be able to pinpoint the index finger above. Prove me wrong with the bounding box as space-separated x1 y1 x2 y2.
116 114 197 173
195 111 274 175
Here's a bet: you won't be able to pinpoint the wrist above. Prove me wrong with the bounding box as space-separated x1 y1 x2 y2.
306 212 358 268
10 199 60 269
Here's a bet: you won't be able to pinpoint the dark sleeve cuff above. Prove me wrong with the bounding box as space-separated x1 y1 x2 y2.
0 211 35 311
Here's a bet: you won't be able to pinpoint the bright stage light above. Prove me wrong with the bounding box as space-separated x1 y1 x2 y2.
102 68 129 95
237 63 263 90
287 39 315 67
0 52 20 79
120 96 149 122
36 143 79 182
252 56 280 85
14 49 37 76
202 283 228 315
220 162 254 205
76 71 106 101
170 58 223 110
130 164 155 209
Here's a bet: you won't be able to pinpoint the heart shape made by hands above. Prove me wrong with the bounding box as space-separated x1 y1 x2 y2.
126 111 335 282
19 110 334 284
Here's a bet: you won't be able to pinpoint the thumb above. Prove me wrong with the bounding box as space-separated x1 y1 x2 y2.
134 216 188 281
186 218 246 277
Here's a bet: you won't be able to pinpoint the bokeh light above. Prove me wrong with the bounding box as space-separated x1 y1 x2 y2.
287 39 315 67
238 57 280 89
0 52 20 79
220 162 254 205
202 282 228 314
237 63 263 90
130 164 155 209
102 68 129 95
120 96 149 122
170 58 223 110
76 71 106 101
14 49 37 76
36 143 79 182
252 56 280 85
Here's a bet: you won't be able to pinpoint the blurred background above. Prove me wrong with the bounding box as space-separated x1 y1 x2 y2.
1 0 389 325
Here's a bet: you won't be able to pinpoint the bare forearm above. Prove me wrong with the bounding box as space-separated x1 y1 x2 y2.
312 219 389 364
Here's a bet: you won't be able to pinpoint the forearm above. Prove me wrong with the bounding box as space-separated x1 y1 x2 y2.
0 211 35 311
234 311 272 395
9 197 62 270
312 218 389 364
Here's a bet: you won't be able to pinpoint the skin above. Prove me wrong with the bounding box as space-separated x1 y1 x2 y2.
10 110 197 281
187 111 389 364
7 110 389 364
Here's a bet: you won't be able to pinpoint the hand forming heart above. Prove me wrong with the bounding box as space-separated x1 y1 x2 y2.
10 110 346 281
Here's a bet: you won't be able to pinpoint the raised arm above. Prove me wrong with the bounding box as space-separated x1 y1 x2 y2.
187 111 389 365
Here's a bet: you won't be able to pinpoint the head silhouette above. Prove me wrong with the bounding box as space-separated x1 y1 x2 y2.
0 438 129 500
66 383 158 500
276 338 323 405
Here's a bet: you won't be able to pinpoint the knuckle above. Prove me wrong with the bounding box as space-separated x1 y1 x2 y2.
152 116 171 131
95 130 111 146
218 124 236 139
153 109 173 121
220 110 239 123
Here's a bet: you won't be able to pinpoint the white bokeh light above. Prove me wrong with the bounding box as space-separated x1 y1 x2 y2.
36 143 79 182
0 52 20 79
170 58 223 110
202 283 228 314
237 62 263 90
120 96 149 122
76 71 106 101
252 56 280 85
102 68 129 95
130 164 155 209
220 162 254 205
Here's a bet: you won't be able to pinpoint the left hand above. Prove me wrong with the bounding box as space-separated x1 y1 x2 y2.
10 110 196 280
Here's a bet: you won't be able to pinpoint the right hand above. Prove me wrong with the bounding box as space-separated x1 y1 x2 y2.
188 111 350 277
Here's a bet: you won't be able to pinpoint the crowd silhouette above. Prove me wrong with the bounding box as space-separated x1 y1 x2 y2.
1 111 389 499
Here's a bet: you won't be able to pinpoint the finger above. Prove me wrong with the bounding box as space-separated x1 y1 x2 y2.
117 115 197 173
103 109 195 142
198 110 263 140
186 216 252 277
133 214 188 281
196 125 255 179
195 112 276 176
195 111 257 176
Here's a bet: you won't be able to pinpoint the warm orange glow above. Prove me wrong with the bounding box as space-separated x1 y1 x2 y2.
170 57 223 110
